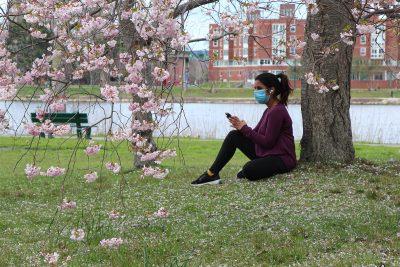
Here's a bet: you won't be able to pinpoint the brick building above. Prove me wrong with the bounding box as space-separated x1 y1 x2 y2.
208 4 400 89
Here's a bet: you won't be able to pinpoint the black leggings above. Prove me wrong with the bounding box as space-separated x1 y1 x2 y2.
209 130 289 181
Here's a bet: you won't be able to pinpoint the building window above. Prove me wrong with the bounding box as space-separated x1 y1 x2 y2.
290 47 296 55
213 40 218 47
373 73 383 80
290 35 296 42
360 47 366 56
360 35 367 45
370 25 385 59
272 24 286 57
290 24 296 33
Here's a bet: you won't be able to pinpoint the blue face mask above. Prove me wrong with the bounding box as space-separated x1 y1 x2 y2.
253 89 269 104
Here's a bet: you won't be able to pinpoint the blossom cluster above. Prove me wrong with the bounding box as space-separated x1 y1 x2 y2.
25 120 71 136
24 164 65 180
304 72 339 93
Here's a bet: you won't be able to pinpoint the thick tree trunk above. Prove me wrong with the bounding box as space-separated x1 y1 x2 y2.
300 0 355 163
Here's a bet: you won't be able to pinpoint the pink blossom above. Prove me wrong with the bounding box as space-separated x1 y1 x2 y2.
128 102 141 113
107 40 117 47
318 85 329 93
304 0 319 15
85 142 101 156
296 41 306 49
43 252 59 265
396 72 400 80
53 124 71 136
340 30 354 46
159 149 177 160
30 28 47 39
0 110 9 131
25 123 42 136
118 53 132 64
142 166 169 179
304 72 318 86
140 151 160 162
311 33 319 41
49 101 65 112
105 162 121 174
356 24 375 34
101 84 119 102
39 89 53 103
154 207 169 218
100 238 123 249
84 171 98 183
152 67 170 82
108 210 121 219
45 166 66 177
142 100 159 112
70 228 85 241
35 109 46 122
0 85 17 100
59 198 77 211
41 120 56 134
25 164 41 180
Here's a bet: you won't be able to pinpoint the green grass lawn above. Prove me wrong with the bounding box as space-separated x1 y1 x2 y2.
0 136 399 265
18 84 400 100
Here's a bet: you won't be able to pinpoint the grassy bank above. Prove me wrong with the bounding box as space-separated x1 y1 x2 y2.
0 137 399 265
18 84 400 101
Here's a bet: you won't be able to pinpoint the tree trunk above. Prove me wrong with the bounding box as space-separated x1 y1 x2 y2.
119 3 157 169
300 0 355 163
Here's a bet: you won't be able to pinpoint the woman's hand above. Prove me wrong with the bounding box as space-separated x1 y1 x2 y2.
229 116 247 130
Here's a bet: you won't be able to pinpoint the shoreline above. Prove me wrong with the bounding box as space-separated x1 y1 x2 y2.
13 97 400 105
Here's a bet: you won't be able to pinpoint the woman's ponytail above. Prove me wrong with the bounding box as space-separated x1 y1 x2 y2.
276 73 293 106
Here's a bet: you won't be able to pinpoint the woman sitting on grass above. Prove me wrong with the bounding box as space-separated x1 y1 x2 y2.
191 72 296 185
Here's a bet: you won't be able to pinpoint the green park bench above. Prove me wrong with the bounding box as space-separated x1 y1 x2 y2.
30 112 91 139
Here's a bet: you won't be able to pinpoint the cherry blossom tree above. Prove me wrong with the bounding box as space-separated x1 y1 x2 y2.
1 0 400 261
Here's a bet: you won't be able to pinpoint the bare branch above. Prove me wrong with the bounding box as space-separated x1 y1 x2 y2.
173 0 218 18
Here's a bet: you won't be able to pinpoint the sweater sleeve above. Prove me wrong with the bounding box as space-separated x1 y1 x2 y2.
239 108 284 149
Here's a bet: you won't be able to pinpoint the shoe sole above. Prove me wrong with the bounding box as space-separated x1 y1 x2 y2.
192 179 221 186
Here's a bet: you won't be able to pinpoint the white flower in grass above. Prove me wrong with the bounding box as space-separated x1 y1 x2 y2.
43 252 59 265
59 198 77 211
108 210 121 219
70 228 85 241
100 237 123 248
154 207 169 218
84 171 98 183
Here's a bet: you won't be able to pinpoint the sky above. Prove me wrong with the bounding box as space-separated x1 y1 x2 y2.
185 1 307 51
0 0 305 51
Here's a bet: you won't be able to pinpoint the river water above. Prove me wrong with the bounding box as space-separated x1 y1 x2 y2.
1 101 400 144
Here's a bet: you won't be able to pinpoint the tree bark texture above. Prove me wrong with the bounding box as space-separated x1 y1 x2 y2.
300 0 356 163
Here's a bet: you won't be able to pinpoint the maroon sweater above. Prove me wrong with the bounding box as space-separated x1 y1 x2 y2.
239 103 296 170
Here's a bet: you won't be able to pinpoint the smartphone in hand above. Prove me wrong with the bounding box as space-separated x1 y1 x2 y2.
225 112 232 119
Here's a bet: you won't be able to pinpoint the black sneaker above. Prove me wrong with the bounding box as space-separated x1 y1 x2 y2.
191 172 221 186
236 170 246 179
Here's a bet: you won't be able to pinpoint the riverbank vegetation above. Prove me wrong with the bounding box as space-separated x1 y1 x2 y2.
0 136 399 265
